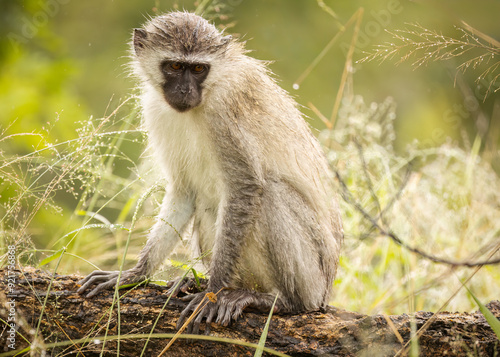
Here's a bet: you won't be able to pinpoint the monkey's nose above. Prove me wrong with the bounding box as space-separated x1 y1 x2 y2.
178 86 191 95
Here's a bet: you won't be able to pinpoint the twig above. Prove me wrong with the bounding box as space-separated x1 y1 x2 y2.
330 8 364 127
158 288 224 356
334 169 500 267
358 161 412 241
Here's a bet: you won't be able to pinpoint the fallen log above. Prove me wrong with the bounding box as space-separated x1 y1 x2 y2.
0 267 498 356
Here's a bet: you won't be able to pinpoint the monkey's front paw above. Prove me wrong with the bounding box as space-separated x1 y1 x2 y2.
77 269 143 298
176 289 276 335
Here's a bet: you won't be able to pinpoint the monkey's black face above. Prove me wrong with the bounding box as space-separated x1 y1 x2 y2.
160 61 210 112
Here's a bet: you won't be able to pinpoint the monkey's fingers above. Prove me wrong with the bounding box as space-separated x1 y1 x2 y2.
215 300 231 326
85 279 119 298
218 290 279 326
177 298 196 329
219 303 236 327
189 310 204 335
213 292 246 326
231 303 245 322
189 302 219 335
177 292 208 330
77 271 119 295
204 307 217 335
77 270 117 285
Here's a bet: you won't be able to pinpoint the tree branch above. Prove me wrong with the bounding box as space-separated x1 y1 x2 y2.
1 267 499 356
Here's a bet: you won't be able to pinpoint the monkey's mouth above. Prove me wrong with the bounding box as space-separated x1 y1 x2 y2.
164 94 201 113
172 101 191 112
161 68 206 113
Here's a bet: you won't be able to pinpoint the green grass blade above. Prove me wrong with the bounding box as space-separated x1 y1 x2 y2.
38 248 64 267
464 284 500 339
254 294 279 357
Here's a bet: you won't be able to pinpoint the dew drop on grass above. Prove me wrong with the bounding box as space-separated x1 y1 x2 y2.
292 83 300 90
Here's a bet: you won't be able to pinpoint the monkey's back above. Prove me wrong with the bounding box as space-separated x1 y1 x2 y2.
202 58 343 310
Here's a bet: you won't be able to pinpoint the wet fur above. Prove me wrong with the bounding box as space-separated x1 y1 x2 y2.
79 12 343 326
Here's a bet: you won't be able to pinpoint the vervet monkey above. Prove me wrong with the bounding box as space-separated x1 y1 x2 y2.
78 11 343 334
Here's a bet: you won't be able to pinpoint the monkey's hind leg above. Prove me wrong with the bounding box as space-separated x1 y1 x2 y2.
177 289 282 335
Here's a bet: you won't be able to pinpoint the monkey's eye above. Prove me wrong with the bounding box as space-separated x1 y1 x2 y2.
170 62 182 70
193 64 206 73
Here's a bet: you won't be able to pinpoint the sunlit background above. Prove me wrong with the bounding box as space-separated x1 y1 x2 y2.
3 1 499 146
1 0 499 315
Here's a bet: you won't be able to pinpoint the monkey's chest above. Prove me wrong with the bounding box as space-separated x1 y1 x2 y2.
143 96 223 211
152 116 222 208
178 143 221 206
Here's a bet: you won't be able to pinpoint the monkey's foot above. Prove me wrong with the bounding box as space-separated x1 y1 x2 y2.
77 269 146 298
166 277 208 297
176 289 281 335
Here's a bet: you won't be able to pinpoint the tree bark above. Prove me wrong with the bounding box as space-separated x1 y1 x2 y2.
1 267 499 356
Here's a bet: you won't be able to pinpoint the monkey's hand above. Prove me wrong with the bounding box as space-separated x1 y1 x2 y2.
176 289 280 335
77 269 146 298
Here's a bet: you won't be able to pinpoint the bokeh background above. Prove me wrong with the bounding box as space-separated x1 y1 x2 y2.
1 0 499 315
2 0 499 147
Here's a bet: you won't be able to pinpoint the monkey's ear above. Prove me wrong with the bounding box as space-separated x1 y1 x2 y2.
133 28 148 53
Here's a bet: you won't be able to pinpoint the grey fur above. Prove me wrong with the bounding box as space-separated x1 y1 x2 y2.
78 12 343 332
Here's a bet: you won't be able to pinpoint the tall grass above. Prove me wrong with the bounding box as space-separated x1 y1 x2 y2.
2 93 499 317
0 98 163 275
1 1 499 337
323 95 500 314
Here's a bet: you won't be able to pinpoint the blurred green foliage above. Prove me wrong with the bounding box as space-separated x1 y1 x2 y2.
2 0 499 145
1 0 499 317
